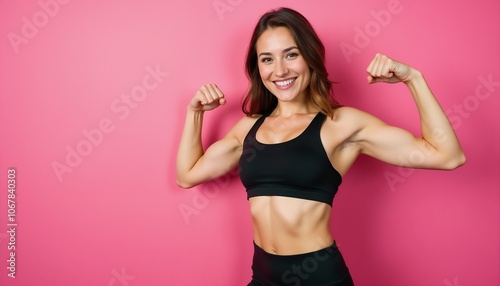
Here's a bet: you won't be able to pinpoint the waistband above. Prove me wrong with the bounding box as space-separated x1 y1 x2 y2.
250 240 353 286
253 240 339 259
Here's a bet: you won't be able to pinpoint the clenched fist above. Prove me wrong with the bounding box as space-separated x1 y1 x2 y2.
189 84 227 112
366 54 419 84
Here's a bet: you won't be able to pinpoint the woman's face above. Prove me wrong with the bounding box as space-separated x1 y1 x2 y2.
256 27 311 103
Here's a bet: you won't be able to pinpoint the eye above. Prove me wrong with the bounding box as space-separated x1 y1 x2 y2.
286 53 298 59
260 57 272 63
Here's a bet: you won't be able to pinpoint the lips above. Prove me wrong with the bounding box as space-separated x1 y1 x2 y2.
273 77 297 89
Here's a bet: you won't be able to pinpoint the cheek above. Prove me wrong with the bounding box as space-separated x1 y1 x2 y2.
258 65 272 79
294 60 310 75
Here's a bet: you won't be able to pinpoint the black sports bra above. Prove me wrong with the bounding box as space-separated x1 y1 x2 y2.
238 112 342 206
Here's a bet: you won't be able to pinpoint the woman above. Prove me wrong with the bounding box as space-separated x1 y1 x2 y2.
176 7 465 286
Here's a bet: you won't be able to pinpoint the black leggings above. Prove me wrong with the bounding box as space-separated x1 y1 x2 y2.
248 241 354 286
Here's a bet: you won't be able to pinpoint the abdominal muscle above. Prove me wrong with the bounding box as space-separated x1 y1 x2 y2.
249 195 333 255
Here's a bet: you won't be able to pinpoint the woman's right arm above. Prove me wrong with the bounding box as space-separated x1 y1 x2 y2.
176 84 243 188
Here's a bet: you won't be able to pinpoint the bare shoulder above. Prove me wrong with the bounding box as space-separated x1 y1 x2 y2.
227 114 262 144
327 106 384 128
322 106 386 144
324 106 366 131
331 106 377 121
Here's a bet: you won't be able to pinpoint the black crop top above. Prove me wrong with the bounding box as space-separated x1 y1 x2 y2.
238 112 342 206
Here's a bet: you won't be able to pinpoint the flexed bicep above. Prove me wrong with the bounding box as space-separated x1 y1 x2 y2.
176 111 257 188
358 121 445 169
182 135 242 188
342 107 448 169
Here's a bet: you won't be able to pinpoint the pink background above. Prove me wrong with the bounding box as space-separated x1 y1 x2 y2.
1 0 499 285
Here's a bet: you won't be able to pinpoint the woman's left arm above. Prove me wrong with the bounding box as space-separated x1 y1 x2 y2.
352 54 466 170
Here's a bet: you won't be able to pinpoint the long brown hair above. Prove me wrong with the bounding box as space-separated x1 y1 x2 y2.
242 7 340 117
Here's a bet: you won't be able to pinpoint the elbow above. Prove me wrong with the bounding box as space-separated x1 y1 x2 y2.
176 175 196 189
176 179 195 189
443 152 467 170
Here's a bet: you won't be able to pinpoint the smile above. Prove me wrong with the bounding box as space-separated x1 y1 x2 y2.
274 78 296 87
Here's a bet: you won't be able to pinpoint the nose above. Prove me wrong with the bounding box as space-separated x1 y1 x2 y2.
274 59 288 77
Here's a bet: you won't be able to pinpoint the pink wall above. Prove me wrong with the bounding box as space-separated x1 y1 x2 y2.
0 0 499 285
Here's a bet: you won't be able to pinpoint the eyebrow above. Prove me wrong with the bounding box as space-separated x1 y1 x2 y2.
258 46 299 57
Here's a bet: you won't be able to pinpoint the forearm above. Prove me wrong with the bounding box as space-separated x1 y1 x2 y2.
405 70 466 166
176 108 205 186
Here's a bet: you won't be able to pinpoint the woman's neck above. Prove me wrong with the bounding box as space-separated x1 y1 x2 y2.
271 100 317 118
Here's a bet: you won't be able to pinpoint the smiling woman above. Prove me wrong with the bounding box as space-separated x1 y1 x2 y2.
176 7 465 286
256 29 311 104
243 8 340 118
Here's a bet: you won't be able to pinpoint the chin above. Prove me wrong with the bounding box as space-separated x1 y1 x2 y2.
275 89 303 100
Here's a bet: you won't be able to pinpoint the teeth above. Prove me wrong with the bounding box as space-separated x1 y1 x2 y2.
275 78 295 87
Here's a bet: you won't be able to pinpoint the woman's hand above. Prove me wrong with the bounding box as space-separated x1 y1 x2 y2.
366 54 419 84
189 83 227 112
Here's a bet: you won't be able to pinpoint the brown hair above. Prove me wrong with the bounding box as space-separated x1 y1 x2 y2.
242 7 340 117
